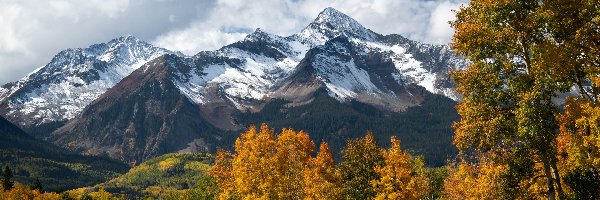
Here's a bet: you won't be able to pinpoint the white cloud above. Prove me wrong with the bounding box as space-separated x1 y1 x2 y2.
153 0 468 56
85 0 131 18
0 0 213 84
155 30 247 55
427 1 463 44
0 0 468 84
155 0 308 53
0 0 134 85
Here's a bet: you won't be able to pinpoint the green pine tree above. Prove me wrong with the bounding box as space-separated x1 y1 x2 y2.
31 177 43 192
2 166 14 191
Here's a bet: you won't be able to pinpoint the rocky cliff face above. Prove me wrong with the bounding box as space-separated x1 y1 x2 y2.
51 55 222 164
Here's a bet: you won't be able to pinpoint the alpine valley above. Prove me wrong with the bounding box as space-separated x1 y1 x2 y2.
0 7 463 168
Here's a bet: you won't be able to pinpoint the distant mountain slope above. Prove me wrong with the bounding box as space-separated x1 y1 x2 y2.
0 115 129 191
0 36 176 136
92 153 215 199
237 88 458 166
43 7 461 166
50 55 225 163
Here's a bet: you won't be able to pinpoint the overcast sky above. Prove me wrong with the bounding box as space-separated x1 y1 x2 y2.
0 0 468 84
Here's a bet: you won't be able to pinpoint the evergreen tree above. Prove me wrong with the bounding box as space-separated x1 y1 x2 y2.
2 166 14 191
31 177 43 192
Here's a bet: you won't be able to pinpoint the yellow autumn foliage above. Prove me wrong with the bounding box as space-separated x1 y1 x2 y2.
443 160 505 200
372 136 428 200
158 157 181 172
303 142 342 200
213 124 322 200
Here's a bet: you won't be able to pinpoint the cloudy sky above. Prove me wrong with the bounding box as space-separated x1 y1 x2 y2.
0 0 468 84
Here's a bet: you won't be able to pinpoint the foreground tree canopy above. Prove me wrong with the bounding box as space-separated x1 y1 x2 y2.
450 0 599 199
212 124 429 200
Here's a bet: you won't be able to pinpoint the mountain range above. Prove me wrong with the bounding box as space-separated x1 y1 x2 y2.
0 7 463 166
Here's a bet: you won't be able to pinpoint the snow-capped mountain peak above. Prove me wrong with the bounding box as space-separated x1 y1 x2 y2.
1 7 462 137
99 35 175 68
0 35 175 127
296 7 381 45
170 7 461 112
22 7 464 164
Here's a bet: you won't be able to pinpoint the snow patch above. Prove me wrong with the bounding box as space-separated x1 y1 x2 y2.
357 39 442 96
174 36 307 107
312 48 380 100
175 64 227 104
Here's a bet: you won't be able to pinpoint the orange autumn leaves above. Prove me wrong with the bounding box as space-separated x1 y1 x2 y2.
304 142 342 200
442 159 506 200
559 98 600 170
212 124 316 199
211 124 427 200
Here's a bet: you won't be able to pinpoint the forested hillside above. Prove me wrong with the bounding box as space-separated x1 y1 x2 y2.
0 116 129 191
96 153 216 199
236 88 458 167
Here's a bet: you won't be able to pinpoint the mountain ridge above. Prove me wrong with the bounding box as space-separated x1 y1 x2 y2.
0 35 177 134
4 7 463 166
295 7 382 44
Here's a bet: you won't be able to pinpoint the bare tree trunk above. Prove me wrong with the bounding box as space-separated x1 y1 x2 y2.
543 160 557 200
551 160 564 199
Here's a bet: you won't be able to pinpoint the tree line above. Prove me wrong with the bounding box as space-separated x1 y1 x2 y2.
212 124 430 200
